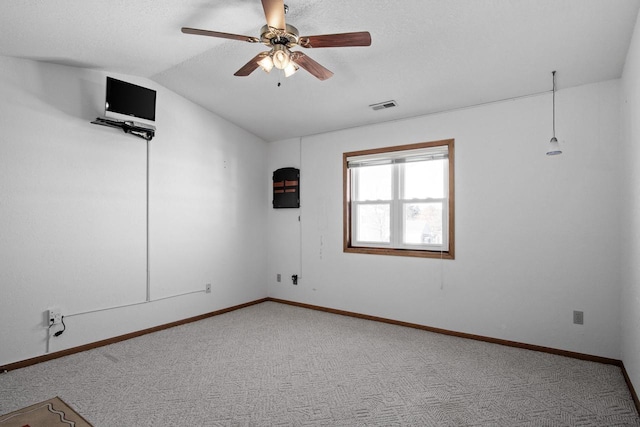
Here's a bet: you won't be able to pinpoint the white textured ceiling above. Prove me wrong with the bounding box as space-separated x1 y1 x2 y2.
1 0 639 142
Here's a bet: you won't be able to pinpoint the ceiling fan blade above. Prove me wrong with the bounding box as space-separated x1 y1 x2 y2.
299 31 372 48
261 0 286 30
234 52 269 76
291 52 334 81
181 27 260 43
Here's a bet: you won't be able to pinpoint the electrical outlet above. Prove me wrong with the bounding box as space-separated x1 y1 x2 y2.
205 284 211 294
277 274 281 282
48 308 62 325
573 310 584 325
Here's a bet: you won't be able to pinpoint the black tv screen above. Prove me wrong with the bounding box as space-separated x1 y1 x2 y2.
105 77 156 122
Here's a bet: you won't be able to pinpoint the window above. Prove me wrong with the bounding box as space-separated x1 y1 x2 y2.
343 139 454 259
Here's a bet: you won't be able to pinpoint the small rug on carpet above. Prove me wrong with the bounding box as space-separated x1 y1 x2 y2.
0 396 92 427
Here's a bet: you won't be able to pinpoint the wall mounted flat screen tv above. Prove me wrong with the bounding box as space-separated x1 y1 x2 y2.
105 77 156 125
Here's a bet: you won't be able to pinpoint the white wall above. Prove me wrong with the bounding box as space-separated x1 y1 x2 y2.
268 80 622 359
0 55 267 366
621 7 640 396
266 138 302 292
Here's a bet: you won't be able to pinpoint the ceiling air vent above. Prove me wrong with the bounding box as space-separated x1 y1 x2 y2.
369 100 398 111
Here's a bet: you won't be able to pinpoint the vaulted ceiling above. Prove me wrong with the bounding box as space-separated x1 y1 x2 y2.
1 0 639 142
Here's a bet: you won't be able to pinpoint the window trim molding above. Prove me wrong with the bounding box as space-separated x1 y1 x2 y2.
343 139 455 259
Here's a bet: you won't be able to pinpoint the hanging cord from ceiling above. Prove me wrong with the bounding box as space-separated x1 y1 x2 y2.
552 70 556 139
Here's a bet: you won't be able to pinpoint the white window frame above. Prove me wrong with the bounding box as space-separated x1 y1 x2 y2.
343 139 455 259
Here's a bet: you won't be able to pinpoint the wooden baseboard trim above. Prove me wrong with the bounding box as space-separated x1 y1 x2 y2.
268 297 640 415
621 362 640 415
266 298 621 365
0 298 268 373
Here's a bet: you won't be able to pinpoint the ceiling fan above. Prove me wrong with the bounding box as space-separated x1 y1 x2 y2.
181 0 372 81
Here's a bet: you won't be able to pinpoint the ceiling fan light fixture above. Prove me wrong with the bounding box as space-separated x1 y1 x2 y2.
272 44 291 69
182 1 371 81
284 62 298 77
258 55 274 73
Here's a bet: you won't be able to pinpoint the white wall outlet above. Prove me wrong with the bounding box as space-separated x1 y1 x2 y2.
205 283 211 293
48 308 62 325
573 310 584 325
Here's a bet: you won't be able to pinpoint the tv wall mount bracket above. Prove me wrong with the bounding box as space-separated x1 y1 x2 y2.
91 117 155 141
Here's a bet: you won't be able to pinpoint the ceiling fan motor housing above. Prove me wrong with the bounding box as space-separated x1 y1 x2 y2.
260 24 300 48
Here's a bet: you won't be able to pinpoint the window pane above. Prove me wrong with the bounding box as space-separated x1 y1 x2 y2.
355 164 392 201
403 160 445 199
344 139 454 259
403 202 443 245
356 204 390 243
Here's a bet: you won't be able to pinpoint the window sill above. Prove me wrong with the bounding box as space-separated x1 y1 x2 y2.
344 246 454 259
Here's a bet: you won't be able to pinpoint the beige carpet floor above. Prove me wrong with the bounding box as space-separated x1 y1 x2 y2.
0 301 638 426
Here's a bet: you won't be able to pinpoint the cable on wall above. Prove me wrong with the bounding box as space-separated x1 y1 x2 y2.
440 248 445 291
55 138 204 326
146 139 151 302
64 289 205 319
299 136 304 282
